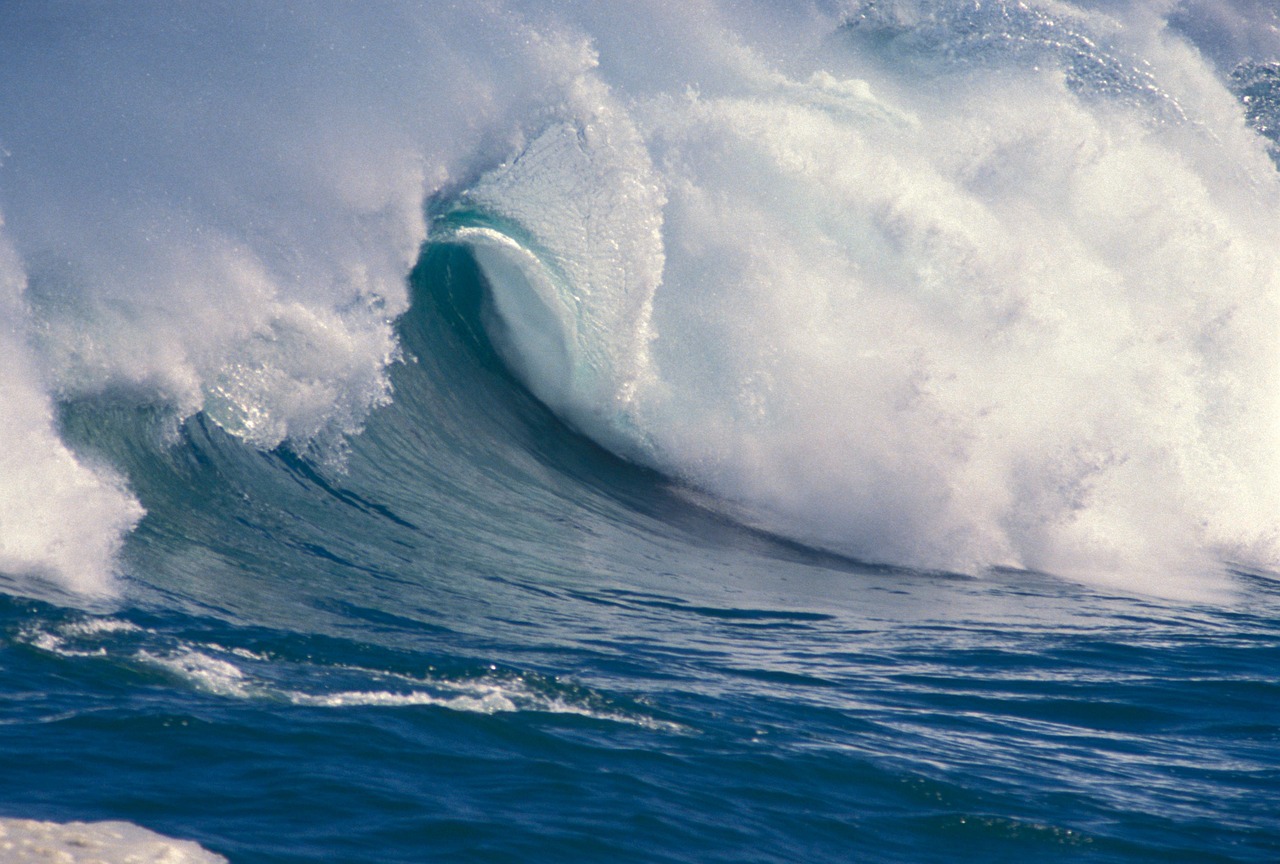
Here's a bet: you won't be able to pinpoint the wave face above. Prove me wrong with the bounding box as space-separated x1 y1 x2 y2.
2 2 1280 863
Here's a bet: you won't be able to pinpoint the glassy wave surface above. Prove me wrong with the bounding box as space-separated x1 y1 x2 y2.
1 2 1278 861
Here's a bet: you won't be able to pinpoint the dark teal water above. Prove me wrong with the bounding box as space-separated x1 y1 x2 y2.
2 247 1277 862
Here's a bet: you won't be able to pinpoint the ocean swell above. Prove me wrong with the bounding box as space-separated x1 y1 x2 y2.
1 0 1278 599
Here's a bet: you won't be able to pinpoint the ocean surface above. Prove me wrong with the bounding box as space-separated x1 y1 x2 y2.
2 2 1279 862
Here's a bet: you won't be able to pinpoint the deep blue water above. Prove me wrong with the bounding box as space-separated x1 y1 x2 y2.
2 247 1278 862
4 2 1280 862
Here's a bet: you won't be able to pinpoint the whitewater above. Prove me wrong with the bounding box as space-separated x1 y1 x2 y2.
1 1 1278 862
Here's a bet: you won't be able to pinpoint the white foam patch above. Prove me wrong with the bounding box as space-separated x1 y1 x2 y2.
294 687 519 713
1170 0 1280 70
19 617 145 658
286 675 685 731
136 649 253 699
641 68 1280 598
0 818 225 864
0 229 144 598
58 619 143 638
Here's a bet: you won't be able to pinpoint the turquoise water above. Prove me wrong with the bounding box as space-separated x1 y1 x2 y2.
2 2 1279 861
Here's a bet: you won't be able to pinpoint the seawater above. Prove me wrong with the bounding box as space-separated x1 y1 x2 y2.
1 2 1279 862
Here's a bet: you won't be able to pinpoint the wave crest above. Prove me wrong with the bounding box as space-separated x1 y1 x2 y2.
446 3 1280 597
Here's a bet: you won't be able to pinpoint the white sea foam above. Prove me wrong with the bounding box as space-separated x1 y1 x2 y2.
0 229 144 598
292 671 684 730
18 617 145 658
0 818 225 864
288 686 684 731
130 642 681 729
136 649 254 699
1170 0 1280 70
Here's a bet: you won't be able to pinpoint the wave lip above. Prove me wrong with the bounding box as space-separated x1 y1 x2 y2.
429 63 667 461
